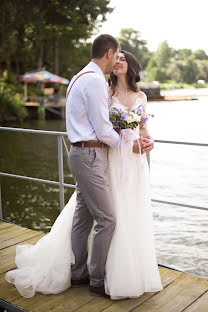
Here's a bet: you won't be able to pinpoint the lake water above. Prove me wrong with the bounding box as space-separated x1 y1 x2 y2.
0 88 208 279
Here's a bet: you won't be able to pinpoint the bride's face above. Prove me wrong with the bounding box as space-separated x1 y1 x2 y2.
113 53 128 77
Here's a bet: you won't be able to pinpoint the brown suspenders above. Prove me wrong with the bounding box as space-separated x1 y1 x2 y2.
66 71 95 100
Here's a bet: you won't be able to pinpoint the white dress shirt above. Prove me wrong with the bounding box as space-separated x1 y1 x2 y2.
66 62 120 148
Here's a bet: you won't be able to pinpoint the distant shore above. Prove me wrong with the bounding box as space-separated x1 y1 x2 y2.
159 81 208 90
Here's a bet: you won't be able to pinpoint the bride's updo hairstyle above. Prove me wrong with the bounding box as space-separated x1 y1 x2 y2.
108 50 142 96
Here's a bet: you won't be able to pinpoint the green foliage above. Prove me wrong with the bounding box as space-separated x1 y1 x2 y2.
145 41 208 84
1 1 208 87
38 106 45 120
0 71 27 122
60 42 92 78
145 41 174 82
176 49 192 60
193 49 208 60
160 80 208 90
159 80 196 90
146 60 167 82
27 85 44 96
166 59 183 82
117 28 151 68
181 57 198 84
154 41 175 68
0 0 113 78
195 60 208 81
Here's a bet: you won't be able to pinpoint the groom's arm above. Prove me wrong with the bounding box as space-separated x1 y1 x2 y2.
84 76 120 149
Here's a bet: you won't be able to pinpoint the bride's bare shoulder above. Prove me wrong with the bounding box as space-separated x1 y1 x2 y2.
137 90 147 99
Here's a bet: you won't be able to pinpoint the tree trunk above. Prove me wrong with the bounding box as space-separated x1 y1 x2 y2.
54 38 59 104
15 58 20 76
38 43 44 69
6 55 11 74
54 38 59 75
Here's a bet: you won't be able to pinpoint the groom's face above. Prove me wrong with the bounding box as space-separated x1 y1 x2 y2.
106 48 119 74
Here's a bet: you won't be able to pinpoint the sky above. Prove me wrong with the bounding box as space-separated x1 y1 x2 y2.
93 0 208 53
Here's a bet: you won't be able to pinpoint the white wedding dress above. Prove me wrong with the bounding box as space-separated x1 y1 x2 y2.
5 96 163 299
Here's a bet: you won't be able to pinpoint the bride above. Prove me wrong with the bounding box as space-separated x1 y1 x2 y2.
5 50 163 300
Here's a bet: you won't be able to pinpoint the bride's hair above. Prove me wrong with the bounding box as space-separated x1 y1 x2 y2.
108 50 142 96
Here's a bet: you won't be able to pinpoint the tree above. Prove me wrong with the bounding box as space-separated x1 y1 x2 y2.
154 41 175 68
182 57 198 84
117 28 151 68
166 59 183 82
176 49 192 60
145 58 167 82
0 0 113 78
193 49 208 60
195 60 208 81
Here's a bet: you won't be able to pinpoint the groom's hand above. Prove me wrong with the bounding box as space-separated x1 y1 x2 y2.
142 137 154 153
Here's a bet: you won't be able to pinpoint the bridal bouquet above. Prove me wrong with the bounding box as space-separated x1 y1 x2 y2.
109 105 153 130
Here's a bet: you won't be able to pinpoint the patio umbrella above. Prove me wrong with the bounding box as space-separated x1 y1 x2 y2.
19 70 69 100
19 70 69 85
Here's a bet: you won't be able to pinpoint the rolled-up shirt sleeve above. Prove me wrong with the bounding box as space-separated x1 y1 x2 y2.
84 76 120 148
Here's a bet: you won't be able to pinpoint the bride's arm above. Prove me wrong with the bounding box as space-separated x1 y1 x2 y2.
140 127 154 153
139 92 154 153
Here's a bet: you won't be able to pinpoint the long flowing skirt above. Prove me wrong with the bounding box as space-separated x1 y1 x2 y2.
5 149 163 299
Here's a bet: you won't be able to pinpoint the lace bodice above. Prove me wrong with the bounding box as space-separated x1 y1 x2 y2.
109 94 147 138
109 94 147 113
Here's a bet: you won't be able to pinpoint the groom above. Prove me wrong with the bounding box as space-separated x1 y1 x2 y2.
66 34 151 298
66 34 121 298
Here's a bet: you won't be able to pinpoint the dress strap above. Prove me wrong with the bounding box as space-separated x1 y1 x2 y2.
66 71 95 100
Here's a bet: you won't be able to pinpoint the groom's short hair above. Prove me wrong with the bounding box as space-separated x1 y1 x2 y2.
91 34 119 59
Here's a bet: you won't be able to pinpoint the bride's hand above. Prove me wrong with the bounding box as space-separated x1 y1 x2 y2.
133 138 144 154
142 137 154 153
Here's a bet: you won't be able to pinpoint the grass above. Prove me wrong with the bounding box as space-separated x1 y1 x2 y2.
159 81 208 90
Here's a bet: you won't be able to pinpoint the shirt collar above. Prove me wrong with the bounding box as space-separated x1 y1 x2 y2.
88 61 105 78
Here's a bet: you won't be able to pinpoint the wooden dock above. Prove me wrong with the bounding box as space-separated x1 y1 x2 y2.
0 220 208 312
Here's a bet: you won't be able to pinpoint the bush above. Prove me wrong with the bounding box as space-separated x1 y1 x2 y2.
27 85 44 96
159 80 195 90
0 71 28 122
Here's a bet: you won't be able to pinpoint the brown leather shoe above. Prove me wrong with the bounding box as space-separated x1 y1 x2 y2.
71 277 90 287
89 285 110 299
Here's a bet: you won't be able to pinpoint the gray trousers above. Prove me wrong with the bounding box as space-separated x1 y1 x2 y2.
68 146 116 287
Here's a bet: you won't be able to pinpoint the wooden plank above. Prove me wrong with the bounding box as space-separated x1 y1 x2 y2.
0 231 42 249
30 288 93 312
91 269 182 312
73 268 179 312
183 291 208 312
34 288 95 312
2 223 207 312
10 291 56 311
159 267 183 287
0 223 40 239
0 260 16 275
0 275 22 301
50 267 182 312
0 226 30 241
74 296 113 312
92 293 155 312
1 265 180 312
11 287 94 312
0 221 15 231
0 234 44 265
132 274 208 312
